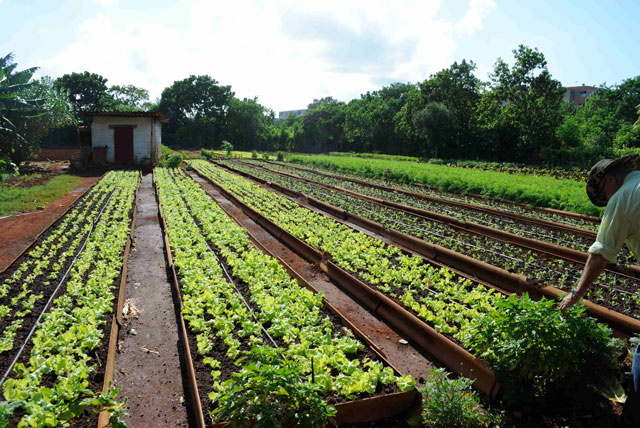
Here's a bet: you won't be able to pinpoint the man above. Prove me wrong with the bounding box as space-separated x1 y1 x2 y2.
560 154 640 426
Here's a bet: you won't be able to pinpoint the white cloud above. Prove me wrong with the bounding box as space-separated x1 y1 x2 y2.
456 0 496 36
38 0 496 113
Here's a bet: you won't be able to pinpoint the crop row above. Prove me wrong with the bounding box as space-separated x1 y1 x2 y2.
154 167 413 423
279 158 600 231
190 160 504 343
287 154 601 216
1 170 138 427
223 160 640 318
0 172 133 359
250 160 638 267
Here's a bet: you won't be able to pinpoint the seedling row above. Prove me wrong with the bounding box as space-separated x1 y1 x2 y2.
0 170 138 427
154 167 415 426
190 160 508 345
253 161 608 251
276 159 600 230
223 160 640 318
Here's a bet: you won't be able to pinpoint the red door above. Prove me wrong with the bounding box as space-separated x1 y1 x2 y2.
114 127 134 164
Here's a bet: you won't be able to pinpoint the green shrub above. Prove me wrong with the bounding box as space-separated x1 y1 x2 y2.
211 346 336 428
412 368 500 428
161 144 175 160
165 154 182 168
460 294 622 401
262 152 270 161
251 150 259 159
201 148 215 160
276 151 285 161
0 157 19 181
220 140 233 158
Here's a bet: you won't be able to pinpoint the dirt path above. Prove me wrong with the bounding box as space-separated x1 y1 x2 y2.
0 176 99 272
113 173 189 427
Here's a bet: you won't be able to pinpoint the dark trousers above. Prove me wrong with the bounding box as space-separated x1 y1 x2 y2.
620 345 640 427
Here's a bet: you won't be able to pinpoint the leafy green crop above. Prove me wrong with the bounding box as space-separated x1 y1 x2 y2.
288 154 602 216
460 294 622 401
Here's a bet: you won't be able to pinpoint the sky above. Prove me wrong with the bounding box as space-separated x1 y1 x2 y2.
1 0 639 115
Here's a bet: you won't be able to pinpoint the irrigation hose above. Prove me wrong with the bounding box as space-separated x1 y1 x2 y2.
0 189 116 388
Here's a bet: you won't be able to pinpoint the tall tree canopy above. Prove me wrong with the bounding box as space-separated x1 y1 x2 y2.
109 84 151 111
158 75 233 147
54 71 114 113
475 45 564 162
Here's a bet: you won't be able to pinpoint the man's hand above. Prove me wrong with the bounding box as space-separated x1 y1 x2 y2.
559 292 580 315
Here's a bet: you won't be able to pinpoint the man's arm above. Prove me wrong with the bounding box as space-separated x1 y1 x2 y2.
559 253 609 314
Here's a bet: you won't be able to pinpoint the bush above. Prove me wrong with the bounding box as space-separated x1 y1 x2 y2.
251 150 259 159
413 368 500 428
0 157 19 181
211 346 336 428
201 148 215 160
276 151 285 161
220 140 233 158
460 294 622 401
165 154 182 168
262 152 270 161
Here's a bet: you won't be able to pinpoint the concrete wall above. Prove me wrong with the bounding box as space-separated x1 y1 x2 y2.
91 116 159 163
153 120 162 162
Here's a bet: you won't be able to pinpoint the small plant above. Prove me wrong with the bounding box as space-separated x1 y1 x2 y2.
460 293 622 401
165 154 182 168
220 141 233 158
251 150 259 159
262 152 270 161
201 148 215 160
211 346 336 428
276 151 285 161
410 368 499 428
0 157 18 181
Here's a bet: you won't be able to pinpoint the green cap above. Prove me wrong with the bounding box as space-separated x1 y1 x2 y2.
586 155 640 206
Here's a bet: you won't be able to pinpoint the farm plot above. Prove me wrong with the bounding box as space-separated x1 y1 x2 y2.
249 160 636 266
222 160 640 318
272 160 600 231
0 170 138 427
189 160 504 341
154 167 415 426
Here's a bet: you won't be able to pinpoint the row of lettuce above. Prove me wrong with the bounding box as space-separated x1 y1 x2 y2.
0 170 138 427
154 167 415 426
189 160 623 406
221 160 640 318
288 154 602 217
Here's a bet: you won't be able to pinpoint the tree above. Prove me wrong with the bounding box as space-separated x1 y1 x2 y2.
54 71 114 113
0 53 44 164
109 84 151 111
420 60 482 158
223 97 274 151
474 45 564 162
344 82 415 154
158 75 233 147
301 97 346 153
413 102 455 158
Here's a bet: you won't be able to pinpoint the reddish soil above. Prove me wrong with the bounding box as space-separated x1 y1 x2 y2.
0 174 99 272
36 148 80 161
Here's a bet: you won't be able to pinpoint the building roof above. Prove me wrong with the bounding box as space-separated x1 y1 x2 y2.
84 111 168 123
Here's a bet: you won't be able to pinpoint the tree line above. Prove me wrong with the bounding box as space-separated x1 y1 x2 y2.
2 46 639 167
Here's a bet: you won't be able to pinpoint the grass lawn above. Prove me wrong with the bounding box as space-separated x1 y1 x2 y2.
0 174 84 216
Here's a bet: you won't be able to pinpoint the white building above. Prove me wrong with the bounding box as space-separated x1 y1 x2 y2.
278 109 307 121
85 112 167 166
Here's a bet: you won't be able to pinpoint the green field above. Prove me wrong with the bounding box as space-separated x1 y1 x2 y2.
289 154 601 216
0 174 83 216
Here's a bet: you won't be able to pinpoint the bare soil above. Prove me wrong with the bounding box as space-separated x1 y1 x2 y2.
112 173 189 427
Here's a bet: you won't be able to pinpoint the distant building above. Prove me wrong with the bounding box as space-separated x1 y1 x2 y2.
563 85 599 106
278 109 307 120
80 111 167 167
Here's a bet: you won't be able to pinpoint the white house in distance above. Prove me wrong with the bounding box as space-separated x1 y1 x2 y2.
83 111 167 166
